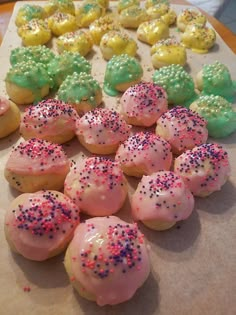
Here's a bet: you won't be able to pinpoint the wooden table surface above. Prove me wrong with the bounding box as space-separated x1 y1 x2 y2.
0 0 236 53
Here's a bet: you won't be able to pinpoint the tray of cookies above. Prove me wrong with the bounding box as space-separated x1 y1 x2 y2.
0 1 236 314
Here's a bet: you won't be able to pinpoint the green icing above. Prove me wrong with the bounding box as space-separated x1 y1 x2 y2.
5 60 53 102
202 61 236 103
191 94 236 138
10 46 55 67
57 72 101 105
19 4 45 21
152 64 196 106
103 54 143 97
47 51 92 90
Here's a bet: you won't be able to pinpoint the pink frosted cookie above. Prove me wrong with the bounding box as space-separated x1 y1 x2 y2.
115 131 172 177
120 81 168 127
5 190 80 261
4 138 70 193
64 216 150 306
20 99 79 144
156 106 208 155
174 143 230 197
76 107 131 154
64 157 128 216
0 96 21 138
131 171 194 230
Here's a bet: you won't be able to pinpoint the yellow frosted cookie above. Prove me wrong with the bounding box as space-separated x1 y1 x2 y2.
117 0 140 13
177 8 206 32
151 37 187 68
56 30 93 56
100 30 138 60
17 19 52 46
76 1 105 28
48 12 77 36
44 0 75 16
145 0 170 9
137 19 169 45
15 4 46 27
89 14 120 45
181 23 216 54
146 4 176 26
0 97 20 138
119 6 149 29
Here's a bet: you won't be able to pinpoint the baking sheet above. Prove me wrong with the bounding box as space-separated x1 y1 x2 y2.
0 2 236 315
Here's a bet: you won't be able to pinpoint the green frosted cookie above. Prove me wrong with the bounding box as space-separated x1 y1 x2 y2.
196 61 236 103
57 72 102 114
189 94 236 138
152 64 197 106
47 51 92 89
103 54 143 96
5 60 53 104
10 46 55 68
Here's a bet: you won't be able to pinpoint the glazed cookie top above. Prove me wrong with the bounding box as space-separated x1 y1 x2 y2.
17 18 52 46
131 171 194 222
177 8 206 31
0 96 10 115
10 45 55 68
5 138 70 175
76 1 105 28
64 157 127 215
5 190 80 261
76 108 131 145
145 0 170 9
119 6 149 28
151 37 187 65
67 215 150 306
44 0 76 16
100 30 138 60
174 143 230 196
189 95 236 138
117 0 140 12
181 23 216 54
152 64 196 106
57 72 101 105
47 51 91 89
89 14 120 45
5 60 53 96
56 29 93 56
20 99 78 137
15 4 46 27
115 131 173 174
199 61 236 102
156 106 208 154
120 81 168 126
104 54 143 96
47 11 78 36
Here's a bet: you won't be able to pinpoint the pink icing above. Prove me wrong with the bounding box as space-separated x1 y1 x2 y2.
0 96 10 115
64 157 127 216
120 82 168 127
68 216 150 306
76 108 131 146
174 143 230 196
115 131 173 175
5 190 80 261
156 106 208 154
131 171 194 222
20 99 78 138
5 138 70 175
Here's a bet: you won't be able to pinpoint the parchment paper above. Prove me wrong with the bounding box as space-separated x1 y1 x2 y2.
0 2 236 315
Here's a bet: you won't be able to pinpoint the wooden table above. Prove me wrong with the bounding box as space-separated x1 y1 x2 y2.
0 0 236 53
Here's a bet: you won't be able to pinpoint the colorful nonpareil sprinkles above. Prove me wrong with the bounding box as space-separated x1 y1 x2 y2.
80 221 144 278
13 191 79 239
